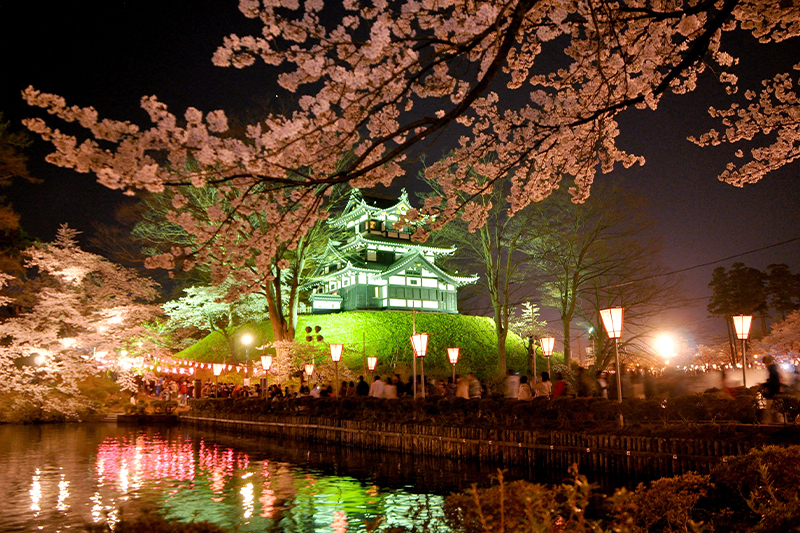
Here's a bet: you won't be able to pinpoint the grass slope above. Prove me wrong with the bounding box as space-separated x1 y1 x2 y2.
176 311 536 379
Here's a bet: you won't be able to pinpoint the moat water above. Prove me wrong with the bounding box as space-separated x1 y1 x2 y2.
0 423 661 532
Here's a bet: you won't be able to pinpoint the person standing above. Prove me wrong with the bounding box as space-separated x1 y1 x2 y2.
382 377 398 399
533 372 552 398
369 375 385 397
551 372 568 398
467 373 481 399
518 376 533 400
445 377 457 399
455 375 469 399
504 369 520 399
356 375 369 396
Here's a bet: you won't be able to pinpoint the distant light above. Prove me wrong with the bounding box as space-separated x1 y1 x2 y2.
654 334 676 359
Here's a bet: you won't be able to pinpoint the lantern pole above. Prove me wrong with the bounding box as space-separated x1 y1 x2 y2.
412 302 417 398
600 307 625 428
733 315 752 388
330 344 343 398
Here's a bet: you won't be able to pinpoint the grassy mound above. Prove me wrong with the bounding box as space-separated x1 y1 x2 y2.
176 311 541 379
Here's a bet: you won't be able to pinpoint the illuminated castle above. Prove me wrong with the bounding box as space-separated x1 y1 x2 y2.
308 189 477 314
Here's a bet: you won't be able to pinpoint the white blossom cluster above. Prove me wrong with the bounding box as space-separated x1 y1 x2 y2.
0 226 161 419
20 0 798 289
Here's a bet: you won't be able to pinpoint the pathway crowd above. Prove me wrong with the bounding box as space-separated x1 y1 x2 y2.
137 360 800 421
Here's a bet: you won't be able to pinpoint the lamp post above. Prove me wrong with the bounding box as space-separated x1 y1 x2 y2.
410 333 429 398
330 343 343 397
539 337 555 377
213 363 224 398
447 347 460 382
261 354 273 397
732 315 752 388
600 307 624 428
304 363 315 380
241 332 254 386
367 356 377 379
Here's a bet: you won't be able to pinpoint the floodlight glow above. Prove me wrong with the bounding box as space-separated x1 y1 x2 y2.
654 334 675 359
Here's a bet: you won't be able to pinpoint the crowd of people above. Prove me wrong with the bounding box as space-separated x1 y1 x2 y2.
134 360 799 409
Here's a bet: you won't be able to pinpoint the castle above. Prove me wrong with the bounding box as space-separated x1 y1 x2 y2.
307 189 477 314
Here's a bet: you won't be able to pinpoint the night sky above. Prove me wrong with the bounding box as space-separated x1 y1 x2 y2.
2 1 799 349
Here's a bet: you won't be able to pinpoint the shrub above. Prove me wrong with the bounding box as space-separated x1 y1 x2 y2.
624 473 712 533
708 445 800 531
150 400 178 414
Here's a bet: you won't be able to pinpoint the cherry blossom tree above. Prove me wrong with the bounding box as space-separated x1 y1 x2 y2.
133 184 338 353
690 63 800 186
422 165 542 375
162 280 269 361
0 225 161 420
754 309 800 361
22 0 799 259
691 343 733 367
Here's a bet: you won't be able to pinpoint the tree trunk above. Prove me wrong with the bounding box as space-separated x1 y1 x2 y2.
725 317 737 366
496 323 508 376
561 316 572 372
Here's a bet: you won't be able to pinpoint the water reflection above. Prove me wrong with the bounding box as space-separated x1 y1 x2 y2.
0 425 450 532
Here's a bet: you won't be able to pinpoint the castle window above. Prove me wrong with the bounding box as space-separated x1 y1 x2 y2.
367 250 377 261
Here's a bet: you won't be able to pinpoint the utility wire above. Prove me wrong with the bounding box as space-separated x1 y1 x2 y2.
457 235 800 314
601 235 800 290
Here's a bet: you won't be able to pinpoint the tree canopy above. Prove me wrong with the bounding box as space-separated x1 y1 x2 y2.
20 0 799 278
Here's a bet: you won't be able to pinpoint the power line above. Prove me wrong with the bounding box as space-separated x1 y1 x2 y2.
458 235 800 314
602 235 800 290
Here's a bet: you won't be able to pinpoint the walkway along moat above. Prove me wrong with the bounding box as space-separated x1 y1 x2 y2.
179 413 774 482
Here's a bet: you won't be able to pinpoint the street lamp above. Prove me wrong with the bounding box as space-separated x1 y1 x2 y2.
260 354 273 397
600 307 625 427
213 363 224 398
447 347 460 382
241 333 254 385
539 336 555 377
410 333 429 398
330 343 343 398
367 356 377 373
304 363 315 379
732 315 752 388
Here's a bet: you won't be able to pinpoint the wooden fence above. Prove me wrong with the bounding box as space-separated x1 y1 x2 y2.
180 413 752 479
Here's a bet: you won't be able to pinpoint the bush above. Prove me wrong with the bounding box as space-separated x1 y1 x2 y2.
625 473 712 533
150 400 178 414
444 446 800 533
708 445 800 531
